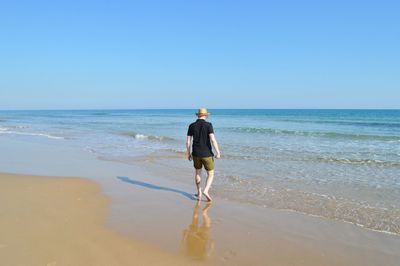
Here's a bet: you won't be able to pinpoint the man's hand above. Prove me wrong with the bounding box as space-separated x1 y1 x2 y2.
186 135 192 161
210 134 221 160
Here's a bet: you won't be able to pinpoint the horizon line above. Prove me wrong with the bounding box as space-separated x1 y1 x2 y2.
0 108 399 111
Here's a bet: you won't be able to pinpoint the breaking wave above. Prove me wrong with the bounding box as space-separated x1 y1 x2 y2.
120 131 175 142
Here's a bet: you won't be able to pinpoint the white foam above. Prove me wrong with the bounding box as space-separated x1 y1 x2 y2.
134 134 148 139
0 130 64 140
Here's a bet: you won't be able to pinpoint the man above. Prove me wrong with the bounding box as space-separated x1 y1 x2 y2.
186 108 221 201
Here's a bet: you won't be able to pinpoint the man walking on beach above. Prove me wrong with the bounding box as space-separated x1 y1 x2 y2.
186 108 221 201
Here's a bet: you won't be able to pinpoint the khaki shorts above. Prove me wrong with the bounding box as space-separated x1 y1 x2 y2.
193 156 215 171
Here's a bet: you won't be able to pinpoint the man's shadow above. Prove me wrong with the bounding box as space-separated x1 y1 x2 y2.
181 201 215 261
117 176 197 201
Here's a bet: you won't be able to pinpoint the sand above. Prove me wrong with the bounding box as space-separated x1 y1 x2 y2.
0 138 399 266
0 172 191 266
107 175 400 266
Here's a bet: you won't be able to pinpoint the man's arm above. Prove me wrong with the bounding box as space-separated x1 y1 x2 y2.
209 133 221 159
186 135 192 161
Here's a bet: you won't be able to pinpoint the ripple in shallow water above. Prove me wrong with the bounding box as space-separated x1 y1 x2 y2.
213 174 400 235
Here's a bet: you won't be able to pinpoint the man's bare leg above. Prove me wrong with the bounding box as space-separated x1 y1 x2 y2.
195 169 202 201
203 170 214 201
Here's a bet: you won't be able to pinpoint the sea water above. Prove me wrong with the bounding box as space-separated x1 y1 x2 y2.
1 109 399 234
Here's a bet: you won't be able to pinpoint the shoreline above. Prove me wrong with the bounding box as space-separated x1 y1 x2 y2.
1 137 400 265
102 154 400 238
1 109 399 236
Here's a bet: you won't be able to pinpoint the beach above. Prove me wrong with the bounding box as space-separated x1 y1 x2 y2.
1 110 400 265
0 172 193 266
1 171 399 266
1 172 399 266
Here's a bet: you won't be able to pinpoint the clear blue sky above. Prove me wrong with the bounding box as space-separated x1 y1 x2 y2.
0 0 399 109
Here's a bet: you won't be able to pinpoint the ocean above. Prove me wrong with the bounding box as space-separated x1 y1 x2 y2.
1 109 399 234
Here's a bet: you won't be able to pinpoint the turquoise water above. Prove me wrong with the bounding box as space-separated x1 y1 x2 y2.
1 109 399 234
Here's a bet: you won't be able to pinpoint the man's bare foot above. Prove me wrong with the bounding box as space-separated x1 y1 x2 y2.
203 191 212 202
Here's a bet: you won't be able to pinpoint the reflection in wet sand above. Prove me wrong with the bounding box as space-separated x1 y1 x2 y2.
182 202 214 261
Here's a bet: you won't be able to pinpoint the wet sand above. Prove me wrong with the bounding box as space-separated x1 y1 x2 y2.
107 174 400 266
0 172 191 266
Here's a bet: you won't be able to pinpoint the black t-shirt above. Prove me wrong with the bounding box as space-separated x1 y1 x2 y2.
187 119 214 157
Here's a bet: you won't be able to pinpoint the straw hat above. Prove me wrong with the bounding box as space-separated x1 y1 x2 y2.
196 108 211 116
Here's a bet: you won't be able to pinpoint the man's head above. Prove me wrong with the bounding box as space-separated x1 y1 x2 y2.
196 108 210 119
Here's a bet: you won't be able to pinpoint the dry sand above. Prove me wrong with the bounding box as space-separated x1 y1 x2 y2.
0 172 191 266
